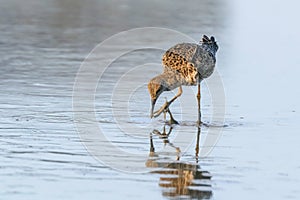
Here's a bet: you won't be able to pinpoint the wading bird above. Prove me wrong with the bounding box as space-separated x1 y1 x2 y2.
148 35 218 125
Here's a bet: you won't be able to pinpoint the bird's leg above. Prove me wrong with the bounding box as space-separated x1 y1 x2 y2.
167 108 179 125
153 100 169 118
149 132 155 153
161 99 178 124
197 76 202 126
195 126 201 163
163 98 167 121
153 86 183 118
168 86 183 105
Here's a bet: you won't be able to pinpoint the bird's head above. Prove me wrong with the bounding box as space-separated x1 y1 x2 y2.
148 77 165 118
201 35 219 55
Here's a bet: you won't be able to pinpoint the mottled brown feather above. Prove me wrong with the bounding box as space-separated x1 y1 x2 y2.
162 43 216 86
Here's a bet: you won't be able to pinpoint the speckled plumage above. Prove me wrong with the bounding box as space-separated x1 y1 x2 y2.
162 41 217 87
162 44 198 86
148 35 218 121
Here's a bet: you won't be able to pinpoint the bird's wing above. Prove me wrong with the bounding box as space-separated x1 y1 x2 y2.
162 43 199 85
191 45 216 78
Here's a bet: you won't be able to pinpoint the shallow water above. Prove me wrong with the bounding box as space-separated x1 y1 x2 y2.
1 0 300 199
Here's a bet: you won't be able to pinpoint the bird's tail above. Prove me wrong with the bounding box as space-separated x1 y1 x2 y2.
201 35 215 44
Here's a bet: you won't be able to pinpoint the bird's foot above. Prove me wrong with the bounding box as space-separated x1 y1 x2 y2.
153 100 170 118
196 120 202 127
152 99 179 125
166 108 179 125
168 117 179 125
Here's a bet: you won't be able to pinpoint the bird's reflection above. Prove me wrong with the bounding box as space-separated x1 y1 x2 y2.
146 125 212 199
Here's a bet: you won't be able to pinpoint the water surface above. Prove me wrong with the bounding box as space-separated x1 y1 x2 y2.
1 0 300 199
